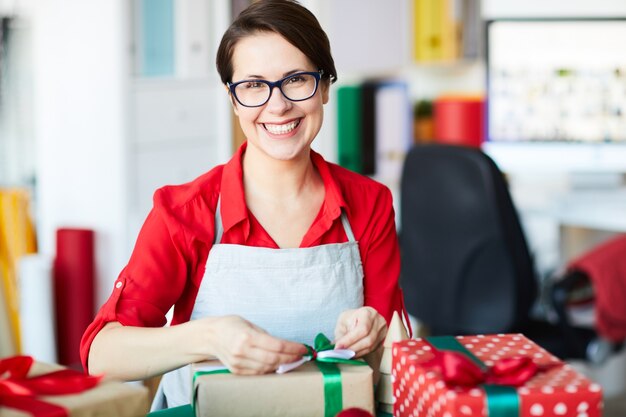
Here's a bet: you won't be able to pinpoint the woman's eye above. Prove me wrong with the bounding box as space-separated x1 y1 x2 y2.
286 76 304 84
244 81 264 89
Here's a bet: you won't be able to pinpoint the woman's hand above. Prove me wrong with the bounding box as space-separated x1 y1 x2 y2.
333 307 387 358
200 315 308 375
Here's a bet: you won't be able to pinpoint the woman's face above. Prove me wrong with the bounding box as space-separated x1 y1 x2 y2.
230 31 329 162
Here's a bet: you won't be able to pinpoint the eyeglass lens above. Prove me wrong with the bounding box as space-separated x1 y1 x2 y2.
234 73 318 106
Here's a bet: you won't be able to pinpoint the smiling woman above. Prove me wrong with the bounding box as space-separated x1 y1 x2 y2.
80 0 410 411
230 31 328 165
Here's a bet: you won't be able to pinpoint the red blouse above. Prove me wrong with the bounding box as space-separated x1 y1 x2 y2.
80 143 407 371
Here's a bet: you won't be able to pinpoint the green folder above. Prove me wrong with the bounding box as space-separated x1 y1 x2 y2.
337 85 363 174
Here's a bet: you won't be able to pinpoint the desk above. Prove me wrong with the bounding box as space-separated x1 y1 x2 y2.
557 189 626 232
555 190 626 260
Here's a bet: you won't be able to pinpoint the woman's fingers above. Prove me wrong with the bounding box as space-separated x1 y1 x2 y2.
250 331 308 355
227 345 306 375
212 315 307 374
334 307 387 357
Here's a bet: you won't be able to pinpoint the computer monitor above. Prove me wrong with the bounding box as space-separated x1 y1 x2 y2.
483 18 626 174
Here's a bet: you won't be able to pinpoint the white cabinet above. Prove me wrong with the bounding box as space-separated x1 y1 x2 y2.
128 78 228 237
133 79 218 145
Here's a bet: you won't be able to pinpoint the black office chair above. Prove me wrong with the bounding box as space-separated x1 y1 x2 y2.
399 144 619 362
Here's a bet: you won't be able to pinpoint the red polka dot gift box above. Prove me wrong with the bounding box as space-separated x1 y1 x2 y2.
391 334 603 417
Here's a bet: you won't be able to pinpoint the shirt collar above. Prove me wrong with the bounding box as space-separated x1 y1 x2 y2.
219 142 349 238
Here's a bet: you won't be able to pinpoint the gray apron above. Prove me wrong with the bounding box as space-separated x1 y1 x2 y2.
151 197 364 410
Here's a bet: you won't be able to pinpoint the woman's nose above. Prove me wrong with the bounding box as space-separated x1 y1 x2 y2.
265 85 291 113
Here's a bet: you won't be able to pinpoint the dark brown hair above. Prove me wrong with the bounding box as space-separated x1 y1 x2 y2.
216 0 337 85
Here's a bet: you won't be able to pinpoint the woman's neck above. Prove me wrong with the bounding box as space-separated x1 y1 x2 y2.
242 145 319 204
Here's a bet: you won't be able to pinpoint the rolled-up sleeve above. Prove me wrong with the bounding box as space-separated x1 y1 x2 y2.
80 201 190 372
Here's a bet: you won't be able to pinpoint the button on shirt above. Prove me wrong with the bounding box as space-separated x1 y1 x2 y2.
80 143 406 371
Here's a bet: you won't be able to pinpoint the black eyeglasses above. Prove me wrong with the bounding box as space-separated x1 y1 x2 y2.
227 70 324 108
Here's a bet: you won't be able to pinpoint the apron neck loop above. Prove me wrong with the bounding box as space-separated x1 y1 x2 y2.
213 195 356 245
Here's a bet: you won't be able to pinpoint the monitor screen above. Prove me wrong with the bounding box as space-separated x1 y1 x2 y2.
484 18 626 173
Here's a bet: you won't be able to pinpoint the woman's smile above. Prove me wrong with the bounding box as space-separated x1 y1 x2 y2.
262 118 302 137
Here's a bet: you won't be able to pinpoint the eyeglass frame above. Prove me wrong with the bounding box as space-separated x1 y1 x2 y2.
227 70 325 108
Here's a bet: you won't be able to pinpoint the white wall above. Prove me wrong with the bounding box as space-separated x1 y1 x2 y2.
483 0 626 18
32 0 129 306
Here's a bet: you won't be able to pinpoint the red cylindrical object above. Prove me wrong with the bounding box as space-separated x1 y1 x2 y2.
434 96 484 148
54 228 95 369
336 408 374 417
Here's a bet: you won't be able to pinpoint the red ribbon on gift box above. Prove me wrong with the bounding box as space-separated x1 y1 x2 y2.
0 355 102 417
419 336 556 417
420 346 539 387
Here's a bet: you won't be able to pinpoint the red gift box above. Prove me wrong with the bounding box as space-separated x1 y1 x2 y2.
392 334 603 417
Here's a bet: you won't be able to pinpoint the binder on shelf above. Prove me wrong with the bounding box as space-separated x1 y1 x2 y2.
337 81 411 180
337 85 364 174
413 0 459 62
139 0 175 76
461 0 482 59
361 82 378 176
374 81 412 182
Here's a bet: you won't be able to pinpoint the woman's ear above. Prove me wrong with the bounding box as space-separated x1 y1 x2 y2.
321 80 330 105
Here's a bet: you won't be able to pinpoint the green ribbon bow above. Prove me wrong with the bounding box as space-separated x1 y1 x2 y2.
427 336 521 417
191 333 366 417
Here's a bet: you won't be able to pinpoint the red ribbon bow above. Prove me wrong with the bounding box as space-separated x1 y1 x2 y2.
422 349 539 387
0 356 102 417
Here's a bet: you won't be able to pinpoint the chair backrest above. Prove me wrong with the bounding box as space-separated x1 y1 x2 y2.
400 144 537 335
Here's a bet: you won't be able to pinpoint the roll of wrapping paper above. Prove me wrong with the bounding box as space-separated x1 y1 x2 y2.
0 188 38 355
434 95 484 148
18 254 58 363
54 228 95 369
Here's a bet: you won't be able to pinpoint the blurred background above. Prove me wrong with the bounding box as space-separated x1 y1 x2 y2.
1 0 625 413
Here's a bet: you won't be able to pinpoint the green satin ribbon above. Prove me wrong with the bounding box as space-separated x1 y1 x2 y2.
315 360 343 417
192 333 366 417
427 336 520 417
192 368 231 416
307 333 368 417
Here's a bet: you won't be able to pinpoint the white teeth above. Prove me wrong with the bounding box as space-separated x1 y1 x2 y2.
264 120 299 135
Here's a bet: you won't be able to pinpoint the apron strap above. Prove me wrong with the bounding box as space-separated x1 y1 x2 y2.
213 196 356 245
214 196 224 245
340 211 356 242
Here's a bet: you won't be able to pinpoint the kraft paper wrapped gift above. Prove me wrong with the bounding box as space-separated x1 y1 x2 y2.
191 359 375 417
0 357 150 417
391 334 604 417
